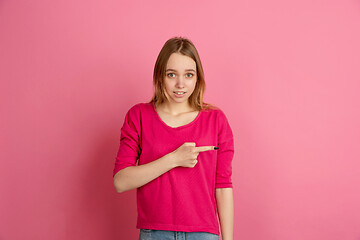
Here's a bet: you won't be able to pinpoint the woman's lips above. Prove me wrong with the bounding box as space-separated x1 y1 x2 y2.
174 91 186 97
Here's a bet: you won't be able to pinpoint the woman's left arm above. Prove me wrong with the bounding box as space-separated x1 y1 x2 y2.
215 188 234 240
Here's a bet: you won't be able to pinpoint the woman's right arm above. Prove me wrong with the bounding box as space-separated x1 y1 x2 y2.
113 152 176 193
113 142 216 193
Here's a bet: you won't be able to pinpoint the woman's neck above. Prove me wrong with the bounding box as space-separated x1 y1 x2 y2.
157 101 195 115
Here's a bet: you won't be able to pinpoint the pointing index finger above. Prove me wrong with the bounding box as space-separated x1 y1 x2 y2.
195 146 218 152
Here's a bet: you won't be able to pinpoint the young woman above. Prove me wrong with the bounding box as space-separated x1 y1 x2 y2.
113 37 234 240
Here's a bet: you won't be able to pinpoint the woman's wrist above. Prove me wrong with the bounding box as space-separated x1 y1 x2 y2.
165 152 178 169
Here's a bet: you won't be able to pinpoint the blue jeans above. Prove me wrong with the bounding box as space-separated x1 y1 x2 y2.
139 229 219 240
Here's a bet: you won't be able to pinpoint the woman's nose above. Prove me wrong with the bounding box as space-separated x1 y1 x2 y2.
175 76 185 87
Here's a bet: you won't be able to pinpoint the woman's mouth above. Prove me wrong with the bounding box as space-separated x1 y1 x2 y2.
174 91 186 97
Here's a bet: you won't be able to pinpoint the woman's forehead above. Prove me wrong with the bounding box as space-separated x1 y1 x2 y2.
166 53 196 70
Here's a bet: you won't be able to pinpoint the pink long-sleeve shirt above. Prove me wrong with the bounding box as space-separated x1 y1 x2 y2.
113 102 234 235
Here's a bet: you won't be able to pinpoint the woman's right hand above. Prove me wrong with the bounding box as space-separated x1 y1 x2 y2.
170 142 217 168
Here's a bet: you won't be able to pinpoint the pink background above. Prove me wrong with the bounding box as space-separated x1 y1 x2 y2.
1 0 360 239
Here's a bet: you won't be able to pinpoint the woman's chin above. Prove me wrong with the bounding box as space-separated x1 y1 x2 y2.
170 97 188 103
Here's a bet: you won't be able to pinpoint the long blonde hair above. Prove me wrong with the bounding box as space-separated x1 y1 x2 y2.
149 36 217 111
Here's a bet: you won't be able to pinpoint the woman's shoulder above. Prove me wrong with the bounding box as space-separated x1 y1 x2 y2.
126 102 153 115
201 103 231 123
201 103 225 114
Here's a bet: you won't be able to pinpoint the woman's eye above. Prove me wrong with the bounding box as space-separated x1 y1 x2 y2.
167 73 194 78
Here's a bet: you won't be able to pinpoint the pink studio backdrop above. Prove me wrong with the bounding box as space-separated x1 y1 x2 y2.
1 0 359 239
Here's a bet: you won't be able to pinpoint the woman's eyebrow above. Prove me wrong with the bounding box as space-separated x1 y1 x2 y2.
166 69 196 72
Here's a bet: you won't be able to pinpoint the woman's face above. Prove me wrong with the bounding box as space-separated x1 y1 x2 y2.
163 52 197 104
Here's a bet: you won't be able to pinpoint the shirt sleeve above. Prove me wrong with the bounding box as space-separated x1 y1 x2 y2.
113 105 142 178
215 109 235 188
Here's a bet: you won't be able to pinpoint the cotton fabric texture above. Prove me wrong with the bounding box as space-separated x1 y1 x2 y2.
113 102 234 235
